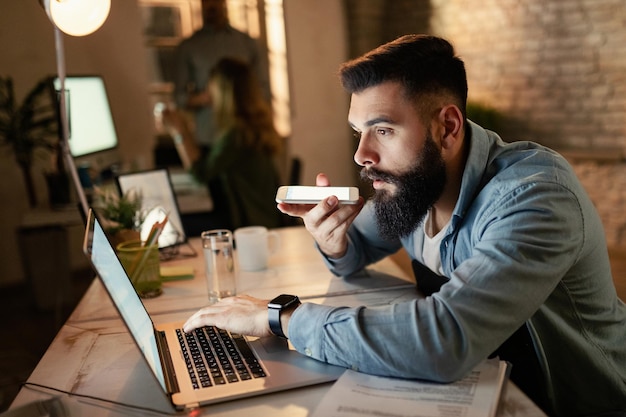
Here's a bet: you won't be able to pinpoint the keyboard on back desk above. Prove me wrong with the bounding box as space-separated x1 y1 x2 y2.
176 326 266 389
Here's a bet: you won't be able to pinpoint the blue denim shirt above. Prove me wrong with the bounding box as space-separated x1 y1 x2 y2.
288 122 626 416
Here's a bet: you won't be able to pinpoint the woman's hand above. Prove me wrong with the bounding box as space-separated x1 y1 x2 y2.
160 108 200 169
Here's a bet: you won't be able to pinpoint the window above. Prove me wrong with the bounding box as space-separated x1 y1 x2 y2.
139 0 201 108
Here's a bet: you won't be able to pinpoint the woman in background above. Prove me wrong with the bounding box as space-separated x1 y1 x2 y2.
165 57 284 230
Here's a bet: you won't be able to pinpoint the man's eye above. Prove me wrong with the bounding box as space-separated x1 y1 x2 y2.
376 128 392 136
353 131 362 140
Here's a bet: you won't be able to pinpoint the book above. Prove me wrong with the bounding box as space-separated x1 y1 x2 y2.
311 358 511 417
160 265 195 281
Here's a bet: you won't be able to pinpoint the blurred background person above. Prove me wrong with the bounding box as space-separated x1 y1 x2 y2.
165 58 284 232
172 0 269 148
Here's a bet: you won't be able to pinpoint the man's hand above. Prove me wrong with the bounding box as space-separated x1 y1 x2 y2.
183 295 271 337
277 173 364 258
187 89 212 109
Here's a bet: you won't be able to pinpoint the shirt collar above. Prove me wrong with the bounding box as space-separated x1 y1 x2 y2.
451 120 498 223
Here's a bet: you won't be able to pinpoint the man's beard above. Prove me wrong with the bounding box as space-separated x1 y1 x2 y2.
360 133 447 240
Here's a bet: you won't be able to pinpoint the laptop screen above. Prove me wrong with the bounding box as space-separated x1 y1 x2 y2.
116 169 186 248
86 211 167 391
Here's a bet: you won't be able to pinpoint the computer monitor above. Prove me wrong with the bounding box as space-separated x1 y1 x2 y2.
116 168 187 249
52 75 121 180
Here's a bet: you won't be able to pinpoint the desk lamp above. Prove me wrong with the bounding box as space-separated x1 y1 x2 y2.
40 0 111 217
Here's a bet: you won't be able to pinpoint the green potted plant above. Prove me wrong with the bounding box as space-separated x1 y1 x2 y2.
0 76 66 208
467 101 504 131
93 187 145 247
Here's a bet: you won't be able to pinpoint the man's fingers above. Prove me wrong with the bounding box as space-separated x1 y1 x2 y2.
183 295 270 337
276 202 315 217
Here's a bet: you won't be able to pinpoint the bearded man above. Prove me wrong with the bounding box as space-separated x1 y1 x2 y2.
183 34 626 417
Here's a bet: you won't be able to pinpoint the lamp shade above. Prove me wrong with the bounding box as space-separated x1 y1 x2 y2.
41 0 111 36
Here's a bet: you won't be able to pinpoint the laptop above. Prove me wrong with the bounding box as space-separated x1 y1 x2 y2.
116 168 187 250
82 209 344 410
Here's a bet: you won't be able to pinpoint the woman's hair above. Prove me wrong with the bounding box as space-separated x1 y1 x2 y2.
209 57 282 155
338 34 468 122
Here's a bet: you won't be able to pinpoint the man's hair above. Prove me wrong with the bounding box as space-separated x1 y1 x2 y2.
339 34 468 121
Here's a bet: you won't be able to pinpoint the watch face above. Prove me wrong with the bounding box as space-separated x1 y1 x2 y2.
269 294 298 308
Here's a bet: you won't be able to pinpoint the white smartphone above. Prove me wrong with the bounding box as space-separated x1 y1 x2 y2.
275 185 360 205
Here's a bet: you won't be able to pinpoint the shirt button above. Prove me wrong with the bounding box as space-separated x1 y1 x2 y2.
304 348 312 356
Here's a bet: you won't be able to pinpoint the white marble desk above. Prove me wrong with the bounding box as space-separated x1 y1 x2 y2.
9 227 546 417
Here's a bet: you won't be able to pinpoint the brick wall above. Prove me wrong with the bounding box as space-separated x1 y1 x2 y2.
343 0 626 247
569 158 626 247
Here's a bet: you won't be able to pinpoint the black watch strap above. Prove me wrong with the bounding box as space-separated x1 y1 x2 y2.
268 294 300 338
268 305 284 338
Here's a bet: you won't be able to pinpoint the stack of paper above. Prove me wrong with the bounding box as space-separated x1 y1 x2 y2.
312 359 510 417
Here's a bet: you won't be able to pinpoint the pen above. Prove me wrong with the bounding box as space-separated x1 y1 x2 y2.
128 215 169 283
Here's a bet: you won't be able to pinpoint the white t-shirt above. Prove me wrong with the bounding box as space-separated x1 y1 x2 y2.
420 210 448 276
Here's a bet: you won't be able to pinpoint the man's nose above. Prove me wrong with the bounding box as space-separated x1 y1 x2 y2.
353 133 379 167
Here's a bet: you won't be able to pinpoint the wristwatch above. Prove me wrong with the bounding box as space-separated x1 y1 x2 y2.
268 294 301 338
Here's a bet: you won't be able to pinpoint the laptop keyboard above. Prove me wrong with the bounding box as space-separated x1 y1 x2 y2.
176 327 266 389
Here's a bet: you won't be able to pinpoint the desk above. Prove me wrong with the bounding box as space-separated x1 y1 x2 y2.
9 227 546 417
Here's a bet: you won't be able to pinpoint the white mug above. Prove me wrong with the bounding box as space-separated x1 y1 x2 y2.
234 226 280 271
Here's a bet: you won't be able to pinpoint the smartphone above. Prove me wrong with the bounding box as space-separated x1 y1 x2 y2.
275 185 360 205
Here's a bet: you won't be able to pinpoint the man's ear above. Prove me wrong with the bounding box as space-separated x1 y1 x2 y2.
437 105 464 149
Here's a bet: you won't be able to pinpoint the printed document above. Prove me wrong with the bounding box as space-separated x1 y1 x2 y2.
312 359 510 417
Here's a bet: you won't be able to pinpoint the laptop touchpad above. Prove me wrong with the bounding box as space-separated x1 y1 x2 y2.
257 336 291 354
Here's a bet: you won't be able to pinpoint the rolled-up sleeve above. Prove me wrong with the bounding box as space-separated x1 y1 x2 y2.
287 298 481 382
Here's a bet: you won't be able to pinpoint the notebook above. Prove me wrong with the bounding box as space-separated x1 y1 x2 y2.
116 168 186 250
82 209 344 410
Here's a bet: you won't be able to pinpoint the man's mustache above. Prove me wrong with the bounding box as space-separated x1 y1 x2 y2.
360 167 400 185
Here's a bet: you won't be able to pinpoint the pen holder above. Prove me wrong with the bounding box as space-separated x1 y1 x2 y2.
117 240 162 298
